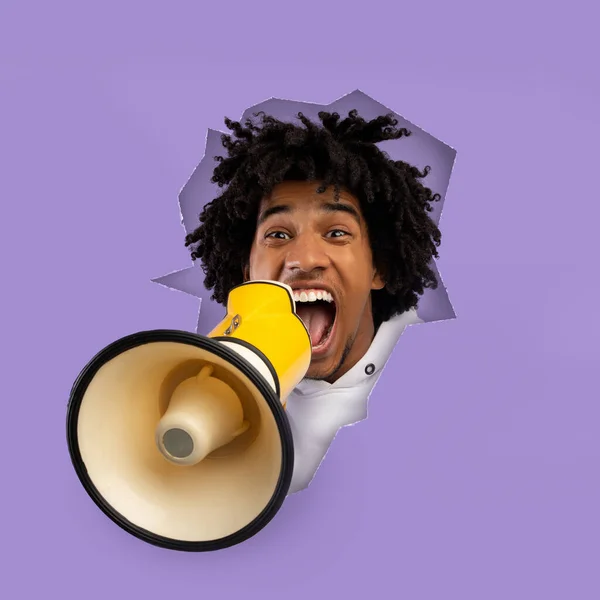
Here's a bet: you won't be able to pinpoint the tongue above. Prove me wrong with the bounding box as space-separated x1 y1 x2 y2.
296 304 332 347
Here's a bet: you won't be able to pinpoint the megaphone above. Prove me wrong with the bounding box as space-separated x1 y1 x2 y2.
66 280 311 551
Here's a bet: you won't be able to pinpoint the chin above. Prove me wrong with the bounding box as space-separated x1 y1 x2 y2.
304 354 341 381
304 367 328 381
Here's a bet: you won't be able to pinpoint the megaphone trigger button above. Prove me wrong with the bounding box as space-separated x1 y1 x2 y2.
365 363 375 376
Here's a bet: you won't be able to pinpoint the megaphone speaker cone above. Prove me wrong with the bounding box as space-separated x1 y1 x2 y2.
67 281 312 552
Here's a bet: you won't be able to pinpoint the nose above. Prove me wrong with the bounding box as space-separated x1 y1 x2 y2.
284 232 330 274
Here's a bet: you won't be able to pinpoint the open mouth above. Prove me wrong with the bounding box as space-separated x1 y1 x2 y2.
292 288 338 353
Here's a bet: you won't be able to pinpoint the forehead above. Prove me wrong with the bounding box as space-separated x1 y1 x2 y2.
260 181 362 212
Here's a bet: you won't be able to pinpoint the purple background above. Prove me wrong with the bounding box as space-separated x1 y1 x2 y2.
2 1 599 599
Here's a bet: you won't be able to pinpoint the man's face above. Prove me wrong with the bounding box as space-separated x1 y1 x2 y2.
246 181 384 382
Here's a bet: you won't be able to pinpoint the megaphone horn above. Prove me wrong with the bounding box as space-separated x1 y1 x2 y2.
66 280 311 552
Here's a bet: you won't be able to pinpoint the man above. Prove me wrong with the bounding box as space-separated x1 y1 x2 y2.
184 110 442 493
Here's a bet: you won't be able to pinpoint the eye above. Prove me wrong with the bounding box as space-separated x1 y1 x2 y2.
265 231 291 240
326 229 349 239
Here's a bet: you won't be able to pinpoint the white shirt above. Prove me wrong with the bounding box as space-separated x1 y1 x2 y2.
286 308 423 494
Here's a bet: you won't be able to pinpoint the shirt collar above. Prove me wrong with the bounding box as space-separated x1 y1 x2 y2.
293 308 422 396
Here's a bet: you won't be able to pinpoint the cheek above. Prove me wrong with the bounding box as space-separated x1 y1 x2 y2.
339 246 375 289
248 245 278 280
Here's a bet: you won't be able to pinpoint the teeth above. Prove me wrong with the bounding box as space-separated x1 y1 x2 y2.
292 289 334 303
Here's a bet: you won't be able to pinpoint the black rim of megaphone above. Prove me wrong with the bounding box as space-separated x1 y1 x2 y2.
66 329 294 552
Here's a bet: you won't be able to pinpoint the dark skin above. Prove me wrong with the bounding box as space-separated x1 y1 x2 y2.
244 180 385 383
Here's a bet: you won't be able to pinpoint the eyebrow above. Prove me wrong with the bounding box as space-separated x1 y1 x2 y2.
257 202 362 226
321 201 361 224
257 204 291 225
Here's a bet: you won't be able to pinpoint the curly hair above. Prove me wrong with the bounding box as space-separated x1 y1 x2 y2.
184 109 442 327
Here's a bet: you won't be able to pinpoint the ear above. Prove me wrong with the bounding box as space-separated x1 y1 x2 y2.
371 268 385 291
